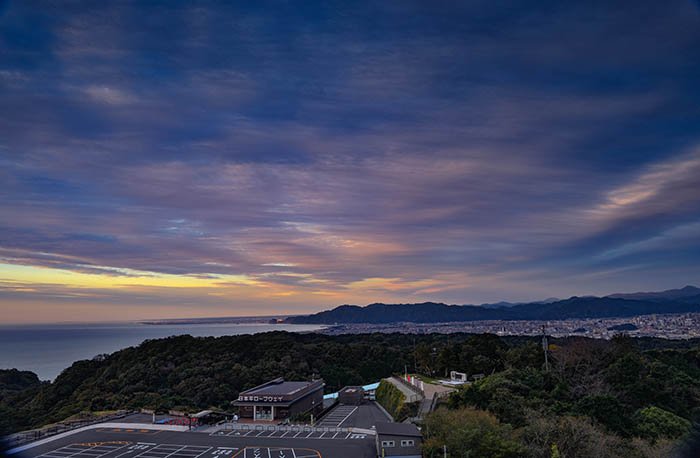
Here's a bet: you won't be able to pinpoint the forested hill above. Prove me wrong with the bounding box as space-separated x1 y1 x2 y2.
2 332 700 456
285 295 700 324
0 332 415 435
0 369 42 399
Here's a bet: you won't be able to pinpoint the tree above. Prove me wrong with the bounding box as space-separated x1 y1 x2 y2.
634 406 691 441
575 395 634 436
423 407 524 458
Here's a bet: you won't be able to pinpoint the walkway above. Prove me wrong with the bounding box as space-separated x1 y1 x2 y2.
386 377 422 403
419 380 454 416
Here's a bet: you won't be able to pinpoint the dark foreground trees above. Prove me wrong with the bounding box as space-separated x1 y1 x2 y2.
425 335 700 457
423 408 524 457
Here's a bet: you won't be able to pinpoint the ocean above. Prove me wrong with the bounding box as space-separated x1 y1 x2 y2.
0 321 324 381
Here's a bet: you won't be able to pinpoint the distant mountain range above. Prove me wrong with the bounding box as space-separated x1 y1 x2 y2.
480 297 562 309
285 285 700 324
608 285 700 301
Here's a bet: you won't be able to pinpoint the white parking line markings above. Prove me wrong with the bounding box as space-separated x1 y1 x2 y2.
39 443 130 458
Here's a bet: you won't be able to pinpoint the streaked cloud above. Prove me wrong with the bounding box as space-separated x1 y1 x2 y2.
0 0 699 322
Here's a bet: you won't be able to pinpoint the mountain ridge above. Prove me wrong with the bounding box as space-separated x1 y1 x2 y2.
285 286 700 324
607 285 700 301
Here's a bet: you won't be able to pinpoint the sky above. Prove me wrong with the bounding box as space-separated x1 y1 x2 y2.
1 0 700 323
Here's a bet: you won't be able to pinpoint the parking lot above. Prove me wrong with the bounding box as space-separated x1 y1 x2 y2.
234 447 319 458
35 442 132 458
314 406 357 428
127 444 212 458
31 443 320 458
14 427 375 458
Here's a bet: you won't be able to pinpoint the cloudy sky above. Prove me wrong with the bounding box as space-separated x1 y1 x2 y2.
1 0 700 323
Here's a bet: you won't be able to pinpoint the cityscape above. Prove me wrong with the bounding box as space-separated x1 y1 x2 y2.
320 313 700 339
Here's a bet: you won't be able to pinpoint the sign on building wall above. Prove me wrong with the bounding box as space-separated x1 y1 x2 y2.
236 395 285 403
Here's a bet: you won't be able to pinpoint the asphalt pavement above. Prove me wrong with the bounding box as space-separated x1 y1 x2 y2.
315 403 391 429
12 428 376 458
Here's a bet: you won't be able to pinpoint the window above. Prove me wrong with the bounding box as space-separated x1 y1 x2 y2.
381 440 395 447
401 439 415 447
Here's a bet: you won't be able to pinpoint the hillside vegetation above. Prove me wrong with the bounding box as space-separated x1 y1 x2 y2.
375 379 419 421
1 332 699 456
423 335 700 457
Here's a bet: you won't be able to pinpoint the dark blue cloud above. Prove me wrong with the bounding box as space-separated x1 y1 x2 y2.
1 0 699 313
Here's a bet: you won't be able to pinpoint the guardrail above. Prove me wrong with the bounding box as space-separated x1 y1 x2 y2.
429 389 451 411
394 376 425 396
391 376 425 399
6 423 189 455
2 411 134 450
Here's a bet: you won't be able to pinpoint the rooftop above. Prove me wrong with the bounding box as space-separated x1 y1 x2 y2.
375 422 422 437
340 386 363 393
240 377 322 397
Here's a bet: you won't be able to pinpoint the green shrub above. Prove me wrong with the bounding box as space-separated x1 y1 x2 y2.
376 380 406 420
634 406 691 441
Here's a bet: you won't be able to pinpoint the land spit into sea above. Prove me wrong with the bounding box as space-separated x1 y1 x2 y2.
0 321 324 381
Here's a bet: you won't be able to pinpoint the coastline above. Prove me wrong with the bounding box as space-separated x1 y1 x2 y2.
0 322 325 381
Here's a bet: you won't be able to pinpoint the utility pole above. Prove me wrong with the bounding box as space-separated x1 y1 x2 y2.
311 399 316 426
443 444 447 458
542 325 549 372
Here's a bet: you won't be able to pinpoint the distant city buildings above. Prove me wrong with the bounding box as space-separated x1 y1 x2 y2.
320 313 700 339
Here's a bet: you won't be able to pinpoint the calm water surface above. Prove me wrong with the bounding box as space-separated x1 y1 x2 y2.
0 322 323 381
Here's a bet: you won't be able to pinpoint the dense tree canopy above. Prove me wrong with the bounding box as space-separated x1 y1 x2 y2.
425 334 700 457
